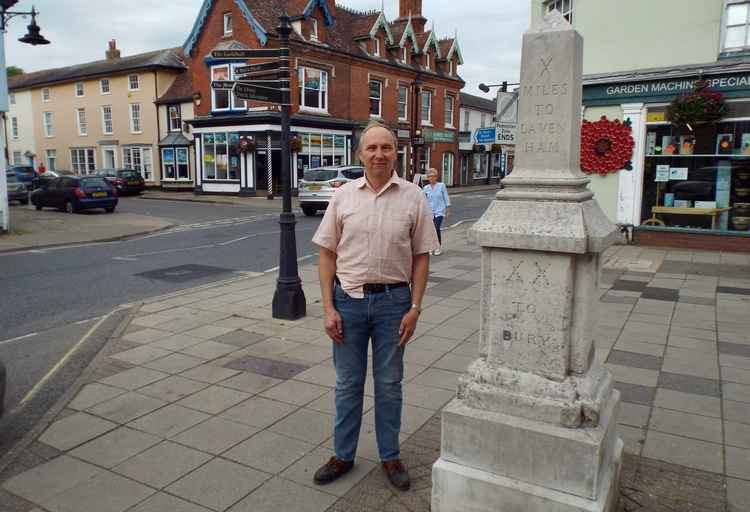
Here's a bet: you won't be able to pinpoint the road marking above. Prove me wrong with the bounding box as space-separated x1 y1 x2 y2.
113 256 138 261
18 309 119 408
447 218 478 229
0 332 39 346
218 235 253 246
264 266 280 273
75 316 102 325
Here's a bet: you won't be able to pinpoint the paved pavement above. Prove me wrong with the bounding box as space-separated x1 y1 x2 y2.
1 226 749 512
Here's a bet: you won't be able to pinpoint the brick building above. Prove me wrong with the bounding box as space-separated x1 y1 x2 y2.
179 0 465 196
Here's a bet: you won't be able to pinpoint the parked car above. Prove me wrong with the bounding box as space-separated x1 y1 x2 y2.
0 360 5 418
7 165 38 190
95 169 145 195
31 170 62 191
298 166 365 216
6 171 29 204
30 176 118 213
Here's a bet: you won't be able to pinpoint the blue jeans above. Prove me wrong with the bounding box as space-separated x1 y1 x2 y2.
433 215 444 245
332 283 411 462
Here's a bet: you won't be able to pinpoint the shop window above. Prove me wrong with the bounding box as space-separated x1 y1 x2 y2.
296 133 348 175
641 118 750 232
71 148 96 175
491 153 503 177
223 12 233 35
162 147 190 181
546 0 573 23
123 147 153 181
299 67 328 112
444 96 454 127
202 132 240 181
369 79 382 117
101 105 113 135
473 152 488 179
723 1 750 50
168 105 181 132
398 85 408 121
421 90 432 125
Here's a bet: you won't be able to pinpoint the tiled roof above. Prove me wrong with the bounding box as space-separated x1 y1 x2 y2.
460 92 496 112
8 47 185 91
156 71 194 105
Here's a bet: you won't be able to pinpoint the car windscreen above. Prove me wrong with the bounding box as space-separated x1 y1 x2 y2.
341 168 364 179
117 170 141 179
303 169 339 182
79 177 110 189
12 168 34 177
6 172 19 182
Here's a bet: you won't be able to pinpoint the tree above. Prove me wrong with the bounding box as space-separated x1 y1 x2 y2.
6 66 23 77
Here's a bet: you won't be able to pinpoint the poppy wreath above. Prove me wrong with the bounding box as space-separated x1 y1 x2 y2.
291 135 303 152
580 116 635 175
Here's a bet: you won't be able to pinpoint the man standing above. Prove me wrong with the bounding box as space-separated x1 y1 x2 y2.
311 122 438 491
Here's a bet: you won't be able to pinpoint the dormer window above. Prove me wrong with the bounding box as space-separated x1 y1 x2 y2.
449 60 454 75
425 53 430 70
310 18 318 41
401 47 407 63
374 37 381 57
223 12 233 35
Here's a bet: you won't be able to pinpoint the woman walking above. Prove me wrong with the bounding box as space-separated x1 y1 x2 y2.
423 168 451 255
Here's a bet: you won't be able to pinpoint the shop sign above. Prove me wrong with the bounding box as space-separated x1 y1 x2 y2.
412 137 425 146
655 164 670 182
495 123 517 145
397 129 410 139
583 72 750 104
424 130 455 143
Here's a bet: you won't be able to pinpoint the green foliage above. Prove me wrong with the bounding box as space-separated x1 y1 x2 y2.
667 80 727 127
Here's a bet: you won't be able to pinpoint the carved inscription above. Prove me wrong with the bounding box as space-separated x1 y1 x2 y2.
519 55 568 156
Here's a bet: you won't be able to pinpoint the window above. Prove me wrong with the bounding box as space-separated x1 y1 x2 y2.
421 90 432 124
12 151 21 165
101 105 113 134
444 96 454 127
9 93 15 105
212 65 231 111
419 145 430 173
46 149 56 172
310 18 318 41
201 132 240 180
473 153 488 179
442 152 454 186
449 60 454 75
76 108 88 136
168 105 181 131
123 147 153 181
373 37 381 56
43 111 54 137
398 85 408 121
546 0 572 23
369 79 382 117
11 117 18 139
401 47 407 63
41 88 50 102
724 1 750 49
128 74 140 91
296 133 349 172
425 53 430 70
129 103 142 133
162 147 190 180
481 113 487 128
223 12 233 35
70 148 96 175
299 67 328 111
75 82 84 97
100 79 110 94
463 109 471 131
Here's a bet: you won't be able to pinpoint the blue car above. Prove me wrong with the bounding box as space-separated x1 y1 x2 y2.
30 175 118 213
7 166 39 191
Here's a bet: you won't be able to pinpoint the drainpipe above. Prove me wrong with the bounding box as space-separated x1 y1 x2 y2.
154 70 161 188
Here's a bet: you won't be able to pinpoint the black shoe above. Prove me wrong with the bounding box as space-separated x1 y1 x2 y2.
382 459 410 491
313 456 354 485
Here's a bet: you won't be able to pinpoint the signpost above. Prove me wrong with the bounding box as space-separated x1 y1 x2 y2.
212 16 305 320
474 127 496 145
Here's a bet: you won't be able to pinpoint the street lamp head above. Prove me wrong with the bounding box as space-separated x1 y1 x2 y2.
478 83 490 93
18 8 50 46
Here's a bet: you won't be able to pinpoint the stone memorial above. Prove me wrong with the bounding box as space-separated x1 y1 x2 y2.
432 11 623 512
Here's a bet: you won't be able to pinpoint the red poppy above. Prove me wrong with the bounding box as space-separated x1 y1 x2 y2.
580 116 635 176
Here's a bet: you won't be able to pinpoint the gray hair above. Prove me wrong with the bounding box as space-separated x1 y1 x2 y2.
357 120 398 152
427 168 439 177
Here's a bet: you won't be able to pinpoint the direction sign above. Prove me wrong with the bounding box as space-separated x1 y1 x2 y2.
211 80 235 90
234 82 284 104
212 49 282 59
474 127 496 144
235 61 281 75
236 71 280 81
238 80 283 89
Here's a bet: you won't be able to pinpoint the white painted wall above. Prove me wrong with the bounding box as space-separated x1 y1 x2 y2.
6 89 36 166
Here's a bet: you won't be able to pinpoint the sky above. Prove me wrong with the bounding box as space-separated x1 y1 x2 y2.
4 0 529 101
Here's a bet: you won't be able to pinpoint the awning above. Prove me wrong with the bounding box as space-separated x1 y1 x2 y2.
158 133 192 147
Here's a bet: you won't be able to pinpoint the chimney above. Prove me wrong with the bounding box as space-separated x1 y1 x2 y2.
397 0 426 33
106 40 121 60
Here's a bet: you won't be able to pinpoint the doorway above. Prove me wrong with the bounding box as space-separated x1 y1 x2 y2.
255 150 283 196
102 146 117 168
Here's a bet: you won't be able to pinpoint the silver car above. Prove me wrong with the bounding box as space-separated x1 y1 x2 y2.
298 166 364 216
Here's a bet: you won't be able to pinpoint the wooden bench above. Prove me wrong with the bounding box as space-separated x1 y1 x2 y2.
643 207 732 230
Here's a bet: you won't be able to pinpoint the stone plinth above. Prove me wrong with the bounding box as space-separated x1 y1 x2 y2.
432 10 622 512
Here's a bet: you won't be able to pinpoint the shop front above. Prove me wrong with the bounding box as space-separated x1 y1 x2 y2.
189 112 355 196
583 63 750 250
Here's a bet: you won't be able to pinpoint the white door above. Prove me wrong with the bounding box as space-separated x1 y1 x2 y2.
442 152 454 186
102 146 117 168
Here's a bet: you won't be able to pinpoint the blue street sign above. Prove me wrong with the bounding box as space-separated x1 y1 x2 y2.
474 127 496 144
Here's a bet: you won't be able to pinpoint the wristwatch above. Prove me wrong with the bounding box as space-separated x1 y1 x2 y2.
411 303 422 314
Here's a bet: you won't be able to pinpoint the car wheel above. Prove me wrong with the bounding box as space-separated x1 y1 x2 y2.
65 200 76 214
35 204 42 211
21 199 28 205
105 206 115 213
302 206 317 217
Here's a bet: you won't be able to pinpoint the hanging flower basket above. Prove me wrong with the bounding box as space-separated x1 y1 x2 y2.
580 116 635 176
291 136 303 152
238 136 255 153
666 80 727 127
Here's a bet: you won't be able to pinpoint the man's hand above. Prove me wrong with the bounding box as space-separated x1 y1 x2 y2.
399 309 420 346
324 307 344 344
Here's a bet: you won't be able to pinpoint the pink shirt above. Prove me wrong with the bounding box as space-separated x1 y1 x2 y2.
312 172 439 298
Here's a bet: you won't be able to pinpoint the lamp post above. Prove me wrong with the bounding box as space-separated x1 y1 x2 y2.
271 14 306 320
410 74 423 180
0 2 50 233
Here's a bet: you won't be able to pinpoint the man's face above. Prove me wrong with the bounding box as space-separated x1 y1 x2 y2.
359 127 397 178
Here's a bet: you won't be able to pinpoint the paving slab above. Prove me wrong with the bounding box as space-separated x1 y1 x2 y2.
41 471 154 512
112 441 212 488
38 412 118 451
2 456 102 504
69 427 161 468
